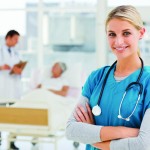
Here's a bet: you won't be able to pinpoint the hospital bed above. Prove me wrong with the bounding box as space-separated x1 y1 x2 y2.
0 89 78 150
0 63 85 149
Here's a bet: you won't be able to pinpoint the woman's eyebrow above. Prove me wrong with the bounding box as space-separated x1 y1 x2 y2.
122 29 131 31
107 30 115 33
107 29 131 33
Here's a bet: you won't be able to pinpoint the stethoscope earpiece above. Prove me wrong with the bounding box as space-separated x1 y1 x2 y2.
117 115 122 119
118 115 130 121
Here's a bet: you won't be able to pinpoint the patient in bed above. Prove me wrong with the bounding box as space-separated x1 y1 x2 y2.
17 62 82 130
29 62 80 99
36 62 70 97
4 62 83 149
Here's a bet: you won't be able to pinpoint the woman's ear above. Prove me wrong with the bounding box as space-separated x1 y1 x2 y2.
139 27 145 40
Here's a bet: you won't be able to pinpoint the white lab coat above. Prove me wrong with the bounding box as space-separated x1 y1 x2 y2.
0 45 22 101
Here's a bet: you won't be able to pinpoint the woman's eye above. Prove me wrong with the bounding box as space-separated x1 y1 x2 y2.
123 32 131 36
108 33 116 37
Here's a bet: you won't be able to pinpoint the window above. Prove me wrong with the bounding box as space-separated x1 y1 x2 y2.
108 0 150 6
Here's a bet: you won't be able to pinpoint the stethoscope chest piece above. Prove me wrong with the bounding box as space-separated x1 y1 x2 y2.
92 105 101 116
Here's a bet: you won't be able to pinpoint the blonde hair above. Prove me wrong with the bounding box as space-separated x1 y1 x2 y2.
105 5 143 30
105 5 143 56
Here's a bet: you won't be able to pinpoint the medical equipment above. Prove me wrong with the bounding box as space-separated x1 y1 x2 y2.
92 57 143 121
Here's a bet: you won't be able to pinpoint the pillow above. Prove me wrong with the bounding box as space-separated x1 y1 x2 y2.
62 63 85 88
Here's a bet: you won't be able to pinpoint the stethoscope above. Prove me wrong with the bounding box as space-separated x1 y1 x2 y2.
92 57 143 121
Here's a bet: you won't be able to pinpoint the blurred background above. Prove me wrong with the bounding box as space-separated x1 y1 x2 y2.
0 0 150 149
0 0 150 92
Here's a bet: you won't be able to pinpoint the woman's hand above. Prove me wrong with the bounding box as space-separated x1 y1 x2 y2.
93 141 110 150
74 102 94 124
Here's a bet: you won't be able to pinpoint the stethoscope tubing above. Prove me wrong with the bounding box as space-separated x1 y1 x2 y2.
93 57 144 119
97 57 143 106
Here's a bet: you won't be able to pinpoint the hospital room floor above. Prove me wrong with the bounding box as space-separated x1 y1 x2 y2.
0 132 85 150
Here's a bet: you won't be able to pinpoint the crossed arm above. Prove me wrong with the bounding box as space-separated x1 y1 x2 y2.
66 96 150 150
74 100 139 150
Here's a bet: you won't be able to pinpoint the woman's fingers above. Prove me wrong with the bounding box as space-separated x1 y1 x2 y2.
86 103 94 123
75 106 86 122
78 105 90 122
74 104 94 124
74 112 82 122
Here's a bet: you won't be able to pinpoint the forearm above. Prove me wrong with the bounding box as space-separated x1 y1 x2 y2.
66 120 138 144
66 121 102 144
93 127 138 150
92 126 138 150
110 109 150 150
49 86 69 96
66 96 138 144
66 96 102 144
49 89 67 96
101 126 139 142
110 138 144 150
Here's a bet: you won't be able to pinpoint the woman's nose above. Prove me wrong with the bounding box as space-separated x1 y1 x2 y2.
114 36 124 45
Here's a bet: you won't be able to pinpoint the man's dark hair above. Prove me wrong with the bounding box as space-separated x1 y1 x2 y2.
5 30 20 39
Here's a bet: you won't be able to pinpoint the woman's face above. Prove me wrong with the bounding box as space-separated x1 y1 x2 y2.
106 18 145 60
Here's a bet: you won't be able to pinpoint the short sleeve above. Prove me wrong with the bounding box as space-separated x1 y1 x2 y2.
82 72 95 99
82 66 108 100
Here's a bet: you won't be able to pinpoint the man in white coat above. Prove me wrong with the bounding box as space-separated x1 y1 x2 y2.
0 30 22 100
0 30 23 150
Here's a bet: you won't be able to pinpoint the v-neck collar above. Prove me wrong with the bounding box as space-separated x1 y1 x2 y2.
110 66 141 84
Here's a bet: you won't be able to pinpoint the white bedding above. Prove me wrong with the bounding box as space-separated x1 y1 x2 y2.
12 89 77 132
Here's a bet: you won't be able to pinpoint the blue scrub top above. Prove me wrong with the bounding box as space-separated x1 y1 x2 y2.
82 66 150 150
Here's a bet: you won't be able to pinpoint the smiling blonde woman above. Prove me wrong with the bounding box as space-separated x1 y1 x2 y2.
66 5 150 150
